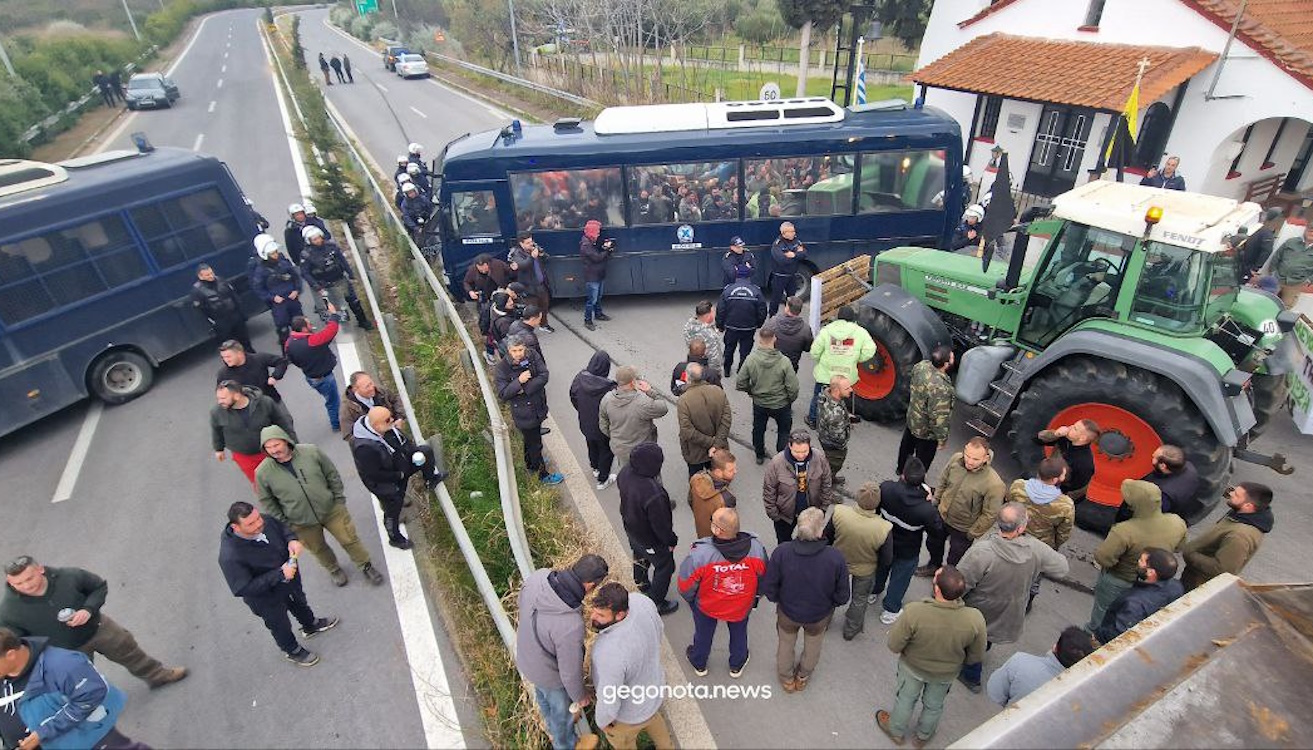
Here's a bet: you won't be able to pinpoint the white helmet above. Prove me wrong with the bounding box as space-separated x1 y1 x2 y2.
302 225 325 242
288 203 306 216
404 182 420 194
964 203 985 222
302 201 318 216
408 142 423 155
406 162 421 175
253 233 280 260
962 165 973 181
396 154 408 165
397 173 413 186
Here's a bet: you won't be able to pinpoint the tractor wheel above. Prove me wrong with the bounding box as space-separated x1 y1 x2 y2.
1008 357 1229 532
1249 373 1288 438
851 307 920 423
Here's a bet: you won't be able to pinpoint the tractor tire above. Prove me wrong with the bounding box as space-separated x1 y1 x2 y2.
1249 373 1288 438
1008 357 1229 533
851 307 920 423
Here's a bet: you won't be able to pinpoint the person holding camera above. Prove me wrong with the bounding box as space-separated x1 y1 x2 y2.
299 226 372 330
285 310 344 432
350 406 448 550
509 232 555 332
580 220 616 331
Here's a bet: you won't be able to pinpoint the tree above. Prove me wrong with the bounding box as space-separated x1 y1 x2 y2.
873 0 931 50
777 0 844 97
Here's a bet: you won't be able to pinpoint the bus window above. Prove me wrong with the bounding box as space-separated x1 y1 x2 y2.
856 150 946 213
628 160 739 225
452 190 500 236
509 167 624 231
131 188 245 270
745 155 852 218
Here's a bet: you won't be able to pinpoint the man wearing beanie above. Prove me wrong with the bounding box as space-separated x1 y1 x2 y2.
827 483 893 640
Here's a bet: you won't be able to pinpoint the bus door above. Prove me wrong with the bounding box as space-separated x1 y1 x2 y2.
443 180 511 273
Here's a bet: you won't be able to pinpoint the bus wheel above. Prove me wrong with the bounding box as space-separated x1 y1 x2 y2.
794 265 816 302
89 351 155 405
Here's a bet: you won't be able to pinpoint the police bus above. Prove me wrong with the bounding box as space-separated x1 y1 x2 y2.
0 145 262 438
430 97 964 298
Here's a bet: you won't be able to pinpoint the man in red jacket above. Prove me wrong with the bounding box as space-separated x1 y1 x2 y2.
677 507 768 678
285 307 342 431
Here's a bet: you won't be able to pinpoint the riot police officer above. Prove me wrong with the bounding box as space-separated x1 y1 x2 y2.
299 226 373 330
251 234 304 348
191 263 253 351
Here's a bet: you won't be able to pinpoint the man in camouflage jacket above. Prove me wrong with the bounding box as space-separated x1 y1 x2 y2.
897 346 955 475
684 301 724 376
815 375 854 483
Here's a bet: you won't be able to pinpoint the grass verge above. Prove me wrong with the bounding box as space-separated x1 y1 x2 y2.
270 13 591 747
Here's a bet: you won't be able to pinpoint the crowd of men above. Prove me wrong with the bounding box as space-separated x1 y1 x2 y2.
499 219 1279 748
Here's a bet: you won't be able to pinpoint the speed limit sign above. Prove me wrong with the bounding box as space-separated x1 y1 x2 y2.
759 82 781 101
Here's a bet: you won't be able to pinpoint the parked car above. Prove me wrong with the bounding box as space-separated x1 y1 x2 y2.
395 54 429 79
124 73 180 110
383 45 409 71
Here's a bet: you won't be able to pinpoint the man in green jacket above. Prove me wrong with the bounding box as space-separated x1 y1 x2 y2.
897 346 954 475
1181 482 1274 590
828 484 892 640
878 566 986 746
921 437 1006 575
737 328 800 464
255 426 384 587
806 305 876 426
1088 479 1186 630
1270 224 1313 308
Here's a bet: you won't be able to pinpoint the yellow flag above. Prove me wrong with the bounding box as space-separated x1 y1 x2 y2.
1105 81 1140 162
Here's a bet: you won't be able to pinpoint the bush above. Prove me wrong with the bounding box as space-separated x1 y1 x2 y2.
736 0 786 44
347 14 374 41
290 14 306 69
371 19 399 41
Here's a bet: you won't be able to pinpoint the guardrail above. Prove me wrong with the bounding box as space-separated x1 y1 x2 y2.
20 52 155 144
376 36 599 110
264 20 533 651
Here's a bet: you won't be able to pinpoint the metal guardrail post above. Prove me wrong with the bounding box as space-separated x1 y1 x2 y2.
432 300 449 335
401 364 419 396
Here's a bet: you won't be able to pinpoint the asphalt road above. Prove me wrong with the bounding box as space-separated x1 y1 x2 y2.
291 10 1313 748
0 9 481 748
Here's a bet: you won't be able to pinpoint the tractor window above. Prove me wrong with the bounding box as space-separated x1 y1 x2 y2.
1019 223 1133 347
1131 242 1207 331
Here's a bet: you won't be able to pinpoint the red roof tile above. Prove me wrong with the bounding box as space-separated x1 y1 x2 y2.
911 34 1219 111
1186 0 1313 91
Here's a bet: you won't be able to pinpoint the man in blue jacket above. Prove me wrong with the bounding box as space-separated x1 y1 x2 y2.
251 234 304 349
219 501 339 666
0 628 139 750
715 266 767 375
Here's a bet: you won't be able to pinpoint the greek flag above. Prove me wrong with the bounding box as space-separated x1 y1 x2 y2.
855 56 867 105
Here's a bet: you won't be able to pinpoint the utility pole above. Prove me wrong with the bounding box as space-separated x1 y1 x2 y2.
506 0 523 76
0 36 16 78
121 0 142 41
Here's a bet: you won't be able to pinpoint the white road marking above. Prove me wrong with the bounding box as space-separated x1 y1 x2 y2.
221 64 227 73
408 106 427 119
259 21 311 199
217 78 224 89
224 50 229 59
52 403 103 503
208 100 217 113
192 133 205 151
376 82 389 92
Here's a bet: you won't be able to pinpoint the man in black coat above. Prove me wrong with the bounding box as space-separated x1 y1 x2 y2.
350 406 446 549
619 442 679 615
1125 444 1201 520
507 305 546 360
716 267 768 374
217 339 289 405
1243 208 1283 283
218 502 337 666
462 253 510 303
191 263 253 352
495 336 563 485
873 457 945 623
580 220 614 330
569 351 617 490
1093 547 1184 643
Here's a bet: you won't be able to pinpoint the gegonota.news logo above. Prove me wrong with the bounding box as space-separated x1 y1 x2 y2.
600 683 774 704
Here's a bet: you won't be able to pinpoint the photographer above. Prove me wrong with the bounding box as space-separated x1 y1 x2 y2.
580 219 616 331
508 232 555 333
488 284 526 360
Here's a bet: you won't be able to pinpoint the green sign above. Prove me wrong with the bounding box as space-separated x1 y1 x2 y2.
356 0 378 15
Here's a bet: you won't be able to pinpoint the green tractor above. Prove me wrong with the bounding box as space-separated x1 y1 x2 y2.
851 180 1298 531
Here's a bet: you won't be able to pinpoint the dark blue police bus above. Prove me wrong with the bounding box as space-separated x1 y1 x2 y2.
0 146 262 438
431 97 963 298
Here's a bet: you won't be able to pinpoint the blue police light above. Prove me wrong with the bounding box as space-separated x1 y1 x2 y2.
512 119 523 137
131 131 155 153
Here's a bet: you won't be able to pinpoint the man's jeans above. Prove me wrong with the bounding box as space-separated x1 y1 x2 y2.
305 373 341 430
873 555 919 615
584 281 604 322
1089 570 1135 631
532 684 576 750
751 403 793 459
806 382 826 422
689 602 750 671
888 660 952 741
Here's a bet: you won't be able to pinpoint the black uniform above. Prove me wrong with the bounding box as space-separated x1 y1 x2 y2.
768 236 807 316
191 277 252 352
715 279 767 374
283 220 310 265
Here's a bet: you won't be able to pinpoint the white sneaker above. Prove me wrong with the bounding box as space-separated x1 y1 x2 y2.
595 474 616 491
867 593 880 606
880 609 901 625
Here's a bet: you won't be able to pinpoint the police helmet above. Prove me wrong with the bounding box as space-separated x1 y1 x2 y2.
303 201 318 216
406 163 421 175
288 203 306 216
253 234 280 260
302 225 325 242
964 204 985 222
408 142 423 155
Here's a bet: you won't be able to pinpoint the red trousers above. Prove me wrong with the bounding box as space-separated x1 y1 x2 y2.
232 451 265 485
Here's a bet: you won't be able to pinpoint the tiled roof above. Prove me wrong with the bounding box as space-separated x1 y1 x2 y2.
911 34 1218 111
1186 0 1313 90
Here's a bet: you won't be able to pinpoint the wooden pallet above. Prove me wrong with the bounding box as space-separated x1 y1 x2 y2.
816 255 872 322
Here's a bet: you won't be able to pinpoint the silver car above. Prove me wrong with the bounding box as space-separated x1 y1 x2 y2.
124 73 180 110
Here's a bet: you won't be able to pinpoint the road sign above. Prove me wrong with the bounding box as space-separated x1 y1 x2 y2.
356 0 378 15
759 82 781 101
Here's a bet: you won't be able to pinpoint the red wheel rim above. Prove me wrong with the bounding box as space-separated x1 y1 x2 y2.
1047 404 1162 508
854 340 896 400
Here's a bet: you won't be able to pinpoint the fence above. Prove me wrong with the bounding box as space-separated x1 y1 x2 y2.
669 43 916 74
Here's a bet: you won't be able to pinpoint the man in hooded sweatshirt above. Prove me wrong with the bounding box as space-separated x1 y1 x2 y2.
678 363 732 476
515 554 610 750
762 430 835 545
351 406 448 550
678 508 769 678
1089 479 1187 631
211 381 297 484
737 328 800 464
826 482 893 639
956 503 1069 692
767 297 814 372
570 350 618 491
1093 547 1184 644
619 443 680 616
495 336 563 485
762 508 850 693
254 425 384 587
1012 455 1075 611
599 365 669 471
589 583 671 749
1181 481 1274 591
689 451 738 539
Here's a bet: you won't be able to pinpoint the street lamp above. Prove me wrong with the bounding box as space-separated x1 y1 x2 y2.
507 0 523 77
